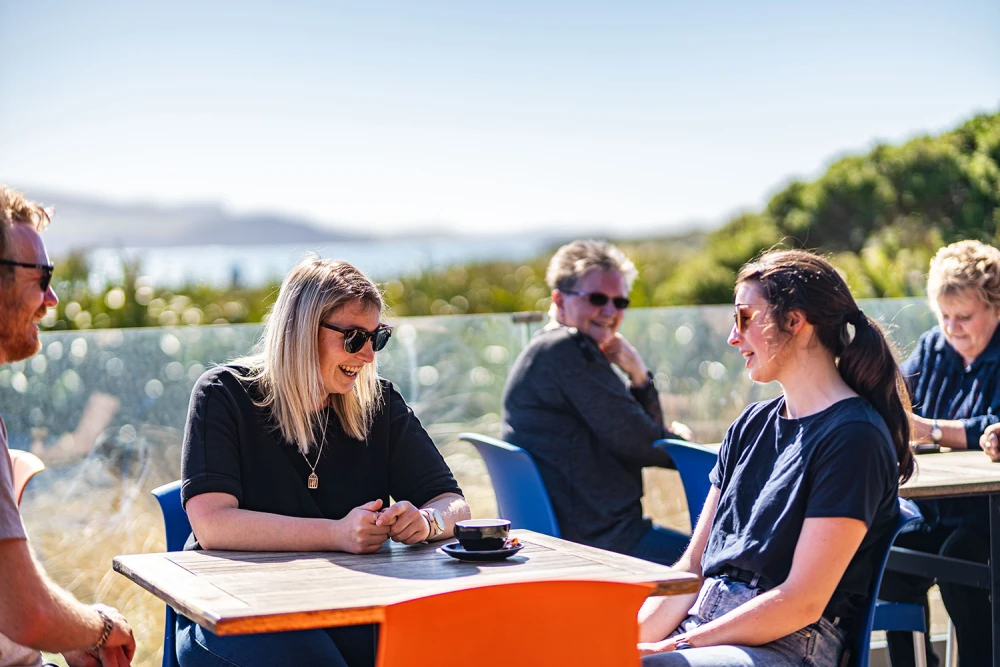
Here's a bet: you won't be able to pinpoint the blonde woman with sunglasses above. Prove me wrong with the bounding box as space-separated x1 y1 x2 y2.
502 239 692 566
178 257 470 667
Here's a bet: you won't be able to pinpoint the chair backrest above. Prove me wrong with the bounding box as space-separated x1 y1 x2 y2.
9 449 45 507
152 480 191 552
852 497 923 667
151 480 191 667
458 433 561 537
377 580 653 667
656 439 718 531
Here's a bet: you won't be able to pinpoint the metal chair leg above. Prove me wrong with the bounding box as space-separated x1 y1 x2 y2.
945 618 957 667
913 631 928 667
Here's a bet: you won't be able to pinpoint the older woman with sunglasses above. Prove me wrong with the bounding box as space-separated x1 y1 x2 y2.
178 257 471 667
502 239 692 565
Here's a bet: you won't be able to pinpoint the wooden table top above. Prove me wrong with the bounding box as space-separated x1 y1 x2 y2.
901 449 1000 499
114 529 701 635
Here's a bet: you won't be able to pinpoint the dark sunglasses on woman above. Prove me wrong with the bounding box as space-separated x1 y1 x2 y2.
320 322 394 353
563 290 630 310
733 303 768 333
0 259 54 292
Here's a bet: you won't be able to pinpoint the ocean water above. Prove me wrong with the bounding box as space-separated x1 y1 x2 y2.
86 235 559 287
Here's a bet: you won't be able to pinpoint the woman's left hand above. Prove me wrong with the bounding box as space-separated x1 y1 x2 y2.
377 501 430 544
637 638 679 655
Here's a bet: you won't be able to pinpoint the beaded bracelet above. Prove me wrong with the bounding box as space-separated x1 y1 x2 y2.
89 607 114 652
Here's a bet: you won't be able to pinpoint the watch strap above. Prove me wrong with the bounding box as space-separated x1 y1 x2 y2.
418 509 433 539
931 419 943 444
420 509 443 539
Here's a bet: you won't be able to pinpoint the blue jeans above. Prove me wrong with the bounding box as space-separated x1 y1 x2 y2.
642 578 846 667
176 616 376 667
628 524 690 566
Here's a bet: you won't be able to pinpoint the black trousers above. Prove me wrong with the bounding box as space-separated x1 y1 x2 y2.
877 525 991 667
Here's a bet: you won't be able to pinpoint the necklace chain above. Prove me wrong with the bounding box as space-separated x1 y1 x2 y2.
302 409 329 490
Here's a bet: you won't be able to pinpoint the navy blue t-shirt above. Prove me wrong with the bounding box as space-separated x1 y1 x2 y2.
703 396 899 623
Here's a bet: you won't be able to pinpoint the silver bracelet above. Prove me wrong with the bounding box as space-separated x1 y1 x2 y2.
89 607 114 652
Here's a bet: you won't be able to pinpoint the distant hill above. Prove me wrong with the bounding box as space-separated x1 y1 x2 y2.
26 190 375 254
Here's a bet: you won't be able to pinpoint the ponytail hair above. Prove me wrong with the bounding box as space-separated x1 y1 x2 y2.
737 249 914 483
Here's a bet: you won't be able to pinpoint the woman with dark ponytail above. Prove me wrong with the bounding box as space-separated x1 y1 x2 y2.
639 249 912 666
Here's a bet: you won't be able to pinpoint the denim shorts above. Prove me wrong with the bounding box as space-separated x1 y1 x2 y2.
642 577 847 667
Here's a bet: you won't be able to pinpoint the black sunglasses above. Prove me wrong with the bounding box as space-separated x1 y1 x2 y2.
320 322 393 353
563 290 630 310
734 303 768 333
0 259 54 292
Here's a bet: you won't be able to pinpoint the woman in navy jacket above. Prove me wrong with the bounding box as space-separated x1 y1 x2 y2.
879 240 1000 667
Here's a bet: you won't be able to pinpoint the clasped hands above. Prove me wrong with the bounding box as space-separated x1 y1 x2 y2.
338 498 430 553
637 636 689 655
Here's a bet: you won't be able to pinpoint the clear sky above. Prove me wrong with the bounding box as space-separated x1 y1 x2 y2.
1 0 998 236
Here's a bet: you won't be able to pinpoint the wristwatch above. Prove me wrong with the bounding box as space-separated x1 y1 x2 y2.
930 420 943 445
420 508 445 540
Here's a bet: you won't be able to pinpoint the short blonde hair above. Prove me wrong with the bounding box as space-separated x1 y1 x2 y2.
234 257 384 455
0 186 51 278
927 240 1000 312
545 239 638 292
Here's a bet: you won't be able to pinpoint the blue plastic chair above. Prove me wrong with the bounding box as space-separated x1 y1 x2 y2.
457 433 561 537
655 439 718 530
152 480 191 667
853 497 926 667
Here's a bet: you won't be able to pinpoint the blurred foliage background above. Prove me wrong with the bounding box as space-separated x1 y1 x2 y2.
44 111 999 330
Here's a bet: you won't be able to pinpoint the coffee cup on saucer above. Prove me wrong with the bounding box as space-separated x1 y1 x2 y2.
453 519 511 551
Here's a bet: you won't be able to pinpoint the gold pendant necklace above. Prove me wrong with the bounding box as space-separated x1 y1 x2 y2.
302 435 326 490
302 407 329 490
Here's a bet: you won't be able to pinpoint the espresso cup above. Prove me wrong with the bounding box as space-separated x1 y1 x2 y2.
453 518 511 551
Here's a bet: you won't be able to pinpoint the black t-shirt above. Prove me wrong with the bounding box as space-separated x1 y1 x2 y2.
703 396 899 623
181 365 463 549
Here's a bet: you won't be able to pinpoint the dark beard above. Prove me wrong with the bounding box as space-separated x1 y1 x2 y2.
0 303 42 362
0 330 41 363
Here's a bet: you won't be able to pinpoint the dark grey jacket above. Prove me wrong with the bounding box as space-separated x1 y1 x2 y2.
501 325 678 553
